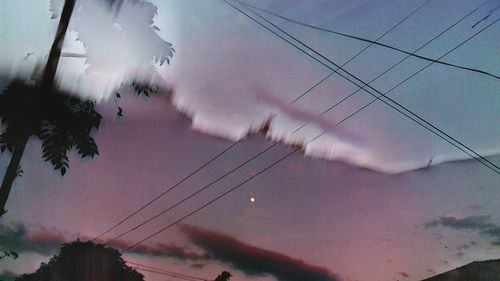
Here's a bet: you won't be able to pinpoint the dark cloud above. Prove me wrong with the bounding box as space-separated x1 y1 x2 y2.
181 225 341 281
0 270 17 281
426 215 500 245
107 240 207 261
0 223 205 262
3 222 341 281
397 272 410 278
0 223 65 255
190 263 206 269
425 215 493 230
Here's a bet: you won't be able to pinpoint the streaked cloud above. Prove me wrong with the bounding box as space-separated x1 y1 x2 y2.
426 215 500 245
0 223 65 256
0 223 205 262
109 240 208 261
182 224 341 281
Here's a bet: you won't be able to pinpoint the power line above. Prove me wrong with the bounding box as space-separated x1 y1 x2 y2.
131 267 205 281
122 96 365 249
132 268 201 281
92 0 430 242
234 0 500 80
289 0 493 135
104 141 279 244
108 0 500 251
127 261 209 281
93 140 242 241
330 20 500 150
290 0 433 104
124 144 304 251
100 0 433 244
225 0 500 174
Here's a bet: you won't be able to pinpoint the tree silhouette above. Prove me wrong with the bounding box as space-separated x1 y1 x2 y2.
0 0 95 217
0 0 89 217
15 240 144 281
0 80 102 215
214 271 232 281
0 0 173 217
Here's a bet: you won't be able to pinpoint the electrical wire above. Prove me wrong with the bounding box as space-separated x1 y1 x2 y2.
234 0 500 80
127 261 209 281
91 0 433 242
226 0 500 174
107 0 500 250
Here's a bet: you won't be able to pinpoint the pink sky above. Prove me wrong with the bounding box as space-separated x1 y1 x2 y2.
1 1 500 281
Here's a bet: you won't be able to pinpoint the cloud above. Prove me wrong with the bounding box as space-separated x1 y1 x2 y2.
107 240 207 261
1 222 342 281
253 89 376 172
181 225 341 281
0 223 204 262
397 272 410 278
425 215 493 230
426 215 500 245
0 223 65 256
190 263 206 269
254 90 364 147
0 270 17 281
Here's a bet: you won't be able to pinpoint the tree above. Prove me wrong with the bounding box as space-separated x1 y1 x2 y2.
0 79 102 216
214 271 232 281
0 0 173 217
15 240 144 281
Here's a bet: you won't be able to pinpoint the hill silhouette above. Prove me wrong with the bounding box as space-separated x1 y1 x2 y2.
422 259 500 281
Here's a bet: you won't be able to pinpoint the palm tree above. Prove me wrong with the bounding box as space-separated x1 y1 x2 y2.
0 0 173 217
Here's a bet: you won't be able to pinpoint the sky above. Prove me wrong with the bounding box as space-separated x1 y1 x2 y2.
0 0 499 281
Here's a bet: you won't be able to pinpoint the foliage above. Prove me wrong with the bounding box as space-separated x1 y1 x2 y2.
0 0 175 217
15 240 143 281
114 81 172 118
214 271 232 281
0 250 19 261
132 82 156 98
0 80 102 176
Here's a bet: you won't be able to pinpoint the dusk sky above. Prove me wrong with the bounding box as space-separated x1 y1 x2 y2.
0 1 499 281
